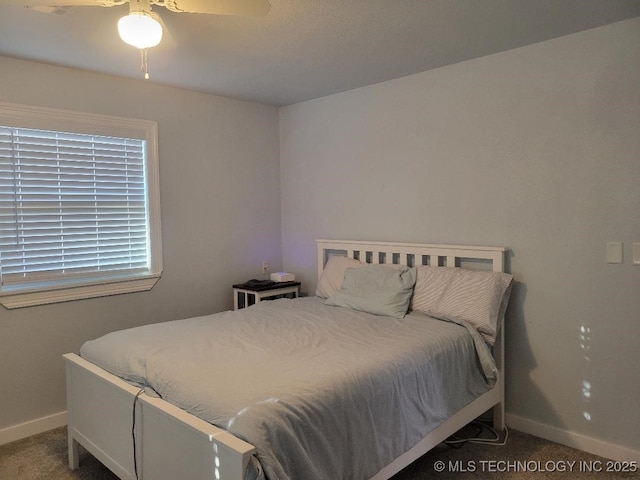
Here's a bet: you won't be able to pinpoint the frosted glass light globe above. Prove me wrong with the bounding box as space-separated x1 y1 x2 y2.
118 12 163 49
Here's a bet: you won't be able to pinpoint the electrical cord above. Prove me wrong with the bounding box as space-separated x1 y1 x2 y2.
444 422 484 449
132 387 145 480
444 420 509 448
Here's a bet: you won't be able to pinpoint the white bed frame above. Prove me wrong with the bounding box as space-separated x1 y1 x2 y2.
64 239 508 480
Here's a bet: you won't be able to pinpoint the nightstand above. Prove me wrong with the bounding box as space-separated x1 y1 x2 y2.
232 281 301 310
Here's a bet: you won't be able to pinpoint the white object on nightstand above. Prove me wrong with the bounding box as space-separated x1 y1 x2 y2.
270 272 295 282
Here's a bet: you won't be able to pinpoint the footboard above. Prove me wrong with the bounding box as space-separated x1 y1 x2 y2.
64 353 255 480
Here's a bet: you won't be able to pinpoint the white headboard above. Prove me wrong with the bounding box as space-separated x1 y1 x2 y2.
316 239 508 280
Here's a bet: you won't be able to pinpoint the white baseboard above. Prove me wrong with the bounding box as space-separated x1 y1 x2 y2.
506 413 640 463
0 411 67 446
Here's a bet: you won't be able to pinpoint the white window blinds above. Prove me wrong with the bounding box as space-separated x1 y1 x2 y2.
0 126 150 287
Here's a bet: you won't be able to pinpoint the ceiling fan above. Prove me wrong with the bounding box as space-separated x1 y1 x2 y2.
18 0 271 78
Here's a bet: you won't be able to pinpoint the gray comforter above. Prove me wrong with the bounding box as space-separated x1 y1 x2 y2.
80 297 495 480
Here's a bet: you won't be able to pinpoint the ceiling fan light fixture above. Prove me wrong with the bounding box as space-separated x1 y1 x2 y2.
118 11 163 49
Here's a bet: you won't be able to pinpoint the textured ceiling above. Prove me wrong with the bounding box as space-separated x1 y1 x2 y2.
1 0 639 106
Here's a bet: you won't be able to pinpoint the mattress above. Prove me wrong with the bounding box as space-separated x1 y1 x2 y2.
80 296 496 480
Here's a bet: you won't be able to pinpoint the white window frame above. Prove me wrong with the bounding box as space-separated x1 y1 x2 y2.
0 102 163 309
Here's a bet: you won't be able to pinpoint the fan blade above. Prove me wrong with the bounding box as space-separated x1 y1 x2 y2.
13 0 123 6
161 0 270 16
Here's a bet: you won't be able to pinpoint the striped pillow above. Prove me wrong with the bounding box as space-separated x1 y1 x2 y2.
411 267 513 345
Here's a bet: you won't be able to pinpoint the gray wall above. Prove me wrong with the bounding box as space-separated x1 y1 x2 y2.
280 19 640 456
0 56 282 430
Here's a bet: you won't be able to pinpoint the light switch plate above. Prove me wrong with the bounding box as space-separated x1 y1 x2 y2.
606 242 623 264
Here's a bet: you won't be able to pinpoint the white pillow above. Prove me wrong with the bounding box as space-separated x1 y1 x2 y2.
315 255 364 298
411 266 513 345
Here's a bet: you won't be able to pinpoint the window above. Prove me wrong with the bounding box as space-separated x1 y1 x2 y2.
0 102 162 309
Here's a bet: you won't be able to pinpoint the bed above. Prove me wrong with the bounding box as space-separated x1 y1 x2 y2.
64 239 512 480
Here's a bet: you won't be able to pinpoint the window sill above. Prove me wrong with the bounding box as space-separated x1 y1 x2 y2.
0 275 161 309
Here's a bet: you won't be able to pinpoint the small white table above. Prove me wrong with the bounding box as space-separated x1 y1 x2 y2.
232 281 301 310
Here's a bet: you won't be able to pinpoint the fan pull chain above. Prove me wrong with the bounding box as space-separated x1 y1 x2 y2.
140 49 150 80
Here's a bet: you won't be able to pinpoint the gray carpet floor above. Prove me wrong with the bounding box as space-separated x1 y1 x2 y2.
1 425 638 479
